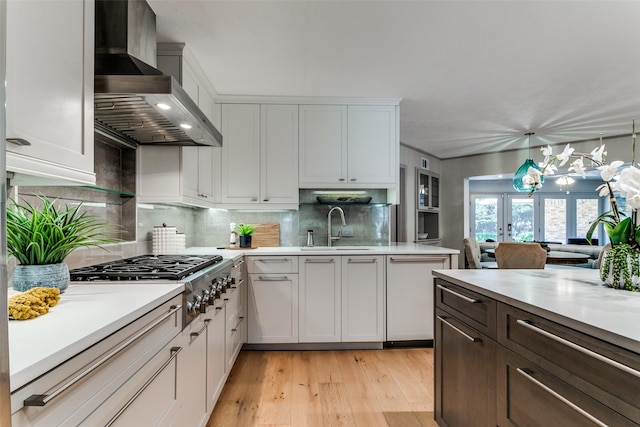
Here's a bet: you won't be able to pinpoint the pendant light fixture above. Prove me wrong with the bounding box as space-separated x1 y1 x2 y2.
513 132 544 192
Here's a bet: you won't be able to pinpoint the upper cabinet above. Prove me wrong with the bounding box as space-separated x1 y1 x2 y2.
5 0 95 186
417 169 440 211
299 104 398 188
219 104 299 209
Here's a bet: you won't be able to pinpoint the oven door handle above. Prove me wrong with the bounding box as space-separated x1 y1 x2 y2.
24 305 182 407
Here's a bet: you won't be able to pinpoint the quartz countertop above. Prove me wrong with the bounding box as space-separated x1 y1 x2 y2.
8 283 184 391
432 268 640 354
186 242 459 257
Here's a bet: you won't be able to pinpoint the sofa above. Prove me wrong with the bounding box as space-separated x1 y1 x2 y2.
478 241 604 269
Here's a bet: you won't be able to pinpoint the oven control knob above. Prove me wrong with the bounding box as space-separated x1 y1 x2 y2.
188 295 202 317
216 278 227 293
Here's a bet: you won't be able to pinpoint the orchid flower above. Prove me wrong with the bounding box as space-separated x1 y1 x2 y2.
522 166 543 189
556 144 575 166
595 183 610 197
598 160 624 182
590 145 607 163
568 157 586 178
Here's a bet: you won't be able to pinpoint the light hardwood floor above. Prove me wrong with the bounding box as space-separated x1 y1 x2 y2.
206 348 438 427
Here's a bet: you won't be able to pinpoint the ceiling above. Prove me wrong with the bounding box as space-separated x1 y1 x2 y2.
147 0 640 159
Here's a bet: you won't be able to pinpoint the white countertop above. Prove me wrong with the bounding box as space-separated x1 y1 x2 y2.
433 268 640 354
186 242 459 257
8 283 184 391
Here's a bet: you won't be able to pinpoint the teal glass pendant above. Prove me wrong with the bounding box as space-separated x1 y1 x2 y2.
513 158 544 192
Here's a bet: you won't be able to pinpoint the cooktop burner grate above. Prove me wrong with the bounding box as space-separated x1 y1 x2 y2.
69 254 224 281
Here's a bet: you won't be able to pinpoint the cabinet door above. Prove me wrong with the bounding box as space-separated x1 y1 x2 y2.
299 105 348 186
386 255 450 341
221 104 261 203
248 274 299 343
435 309 496 427
6 0 95 185
347 105 397 184
182 146 215 201
342 256 385 342
206 305 226 410
225 285 244 371
261 104 299 204
176 320 208 427
299 257 341 343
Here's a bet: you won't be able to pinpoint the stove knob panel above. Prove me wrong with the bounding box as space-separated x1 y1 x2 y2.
187 295 202 317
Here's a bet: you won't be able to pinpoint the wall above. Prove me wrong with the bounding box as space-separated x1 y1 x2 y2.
399 143 440 242
441 135 633 267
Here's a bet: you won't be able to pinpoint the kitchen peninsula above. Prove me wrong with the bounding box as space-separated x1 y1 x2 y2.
433 268 640 427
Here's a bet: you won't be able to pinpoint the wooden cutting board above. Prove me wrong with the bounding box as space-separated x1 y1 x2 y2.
250 223 280 247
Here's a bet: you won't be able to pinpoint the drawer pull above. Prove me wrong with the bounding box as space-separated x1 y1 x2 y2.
190 318 212 338
258 276 289 281
516 368 609 427
437 284 480 304
24 304 182 407
257 258 290 263
437 316 481 343
516 319 640 380
305 258 335 263
390 256 448 263
231 317 244 332
105 346 182 427
6 138 31 146
348 258 377 263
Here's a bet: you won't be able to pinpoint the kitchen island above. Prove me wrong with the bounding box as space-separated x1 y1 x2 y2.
433 268 640 427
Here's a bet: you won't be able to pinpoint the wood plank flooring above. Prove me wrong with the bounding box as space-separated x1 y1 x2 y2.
206 348 437 427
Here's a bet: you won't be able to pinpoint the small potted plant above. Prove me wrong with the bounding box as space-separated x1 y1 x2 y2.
7 195 120 292
236 224 255 248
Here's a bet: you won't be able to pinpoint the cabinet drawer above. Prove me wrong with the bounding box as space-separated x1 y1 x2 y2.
435 279 496 339
11 296 182 426
247 256 298 274
498 303 640 424
498 347 637 427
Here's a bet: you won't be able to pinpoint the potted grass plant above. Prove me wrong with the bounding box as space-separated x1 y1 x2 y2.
7 195 120 292
236 224 255 248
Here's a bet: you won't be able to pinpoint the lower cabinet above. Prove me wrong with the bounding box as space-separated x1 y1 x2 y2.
341 255 384 342
435 308 496 427
205 303 226 413
435 277 640 427
176 316 209 427
299 256 341 342
387 255 451 341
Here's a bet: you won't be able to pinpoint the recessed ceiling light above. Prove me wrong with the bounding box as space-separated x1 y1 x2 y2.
180 123 192 129
156 103 171 110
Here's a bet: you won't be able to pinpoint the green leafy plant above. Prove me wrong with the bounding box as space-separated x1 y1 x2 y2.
7 196 121 265
236 224 255 236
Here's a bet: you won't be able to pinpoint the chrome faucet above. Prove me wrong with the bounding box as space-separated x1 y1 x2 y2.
327 206 346 247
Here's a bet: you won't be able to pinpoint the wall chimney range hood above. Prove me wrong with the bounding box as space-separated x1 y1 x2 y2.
94 0 222 148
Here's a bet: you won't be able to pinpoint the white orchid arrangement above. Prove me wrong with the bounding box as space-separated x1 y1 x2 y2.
522 124 640 250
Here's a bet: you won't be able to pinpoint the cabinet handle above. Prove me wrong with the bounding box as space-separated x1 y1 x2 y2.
24 304 182 407
232 317 244 332
198 193 208 198
232 259 245 267
436 284 480 304
516 368 609 427
305 258 335 263
190 318 212 338
390 256 448 263
263 198 269 202
251 198 258 202
6 138 31 146
350 178 357 181
348 258 377 263
258 276 289 281
516 319 640 380
257 258 290 263
105 346 182 427
338 178 345 181
437 316 481 343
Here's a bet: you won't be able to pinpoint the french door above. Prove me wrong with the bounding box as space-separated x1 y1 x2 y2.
470 193 602 243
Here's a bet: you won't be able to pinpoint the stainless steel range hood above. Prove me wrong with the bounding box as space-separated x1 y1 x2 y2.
94 0 222 148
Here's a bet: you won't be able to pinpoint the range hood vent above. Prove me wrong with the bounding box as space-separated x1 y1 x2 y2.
94 0 222 147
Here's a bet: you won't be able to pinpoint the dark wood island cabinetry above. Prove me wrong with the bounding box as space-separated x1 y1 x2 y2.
434 270 640 427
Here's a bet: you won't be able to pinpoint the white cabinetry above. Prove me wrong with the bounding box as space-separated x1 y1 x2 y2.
247 256 299 343
137 145 215 208
342 255 385 342
205 301 226 413
386 255 451 341
5 0 95 186
176 317 208 427
11 297 182 426
299 256 342 343
220 104 298 209
299 104 398 188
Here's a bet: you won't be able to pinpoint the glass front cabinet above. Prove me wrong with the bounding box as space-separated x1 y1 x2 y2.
416 168 440 244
